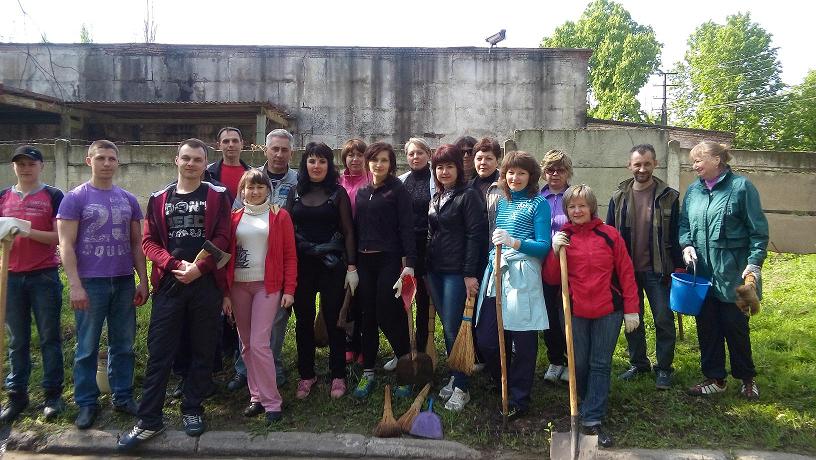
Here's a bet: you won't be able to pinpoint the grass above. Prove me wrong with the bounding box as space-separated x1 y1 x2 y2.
4 253 816 456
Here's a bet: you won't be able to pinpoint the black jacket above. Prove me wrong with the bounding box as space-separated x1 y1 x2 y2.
427 185 488 277
355 175 417 268
206 158 251 182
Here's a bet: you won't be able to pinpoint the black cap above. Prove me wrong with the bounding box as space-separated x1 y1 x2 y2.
11 145 44 162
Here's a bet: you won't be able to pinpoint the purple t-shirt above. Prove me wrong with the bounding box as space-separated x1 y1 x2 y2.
57 182 143 278
540 185 569 236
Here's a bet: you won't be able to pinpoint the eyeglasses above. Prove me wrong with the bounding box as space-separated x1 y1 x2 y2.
545 167 567 175
462 149 473 156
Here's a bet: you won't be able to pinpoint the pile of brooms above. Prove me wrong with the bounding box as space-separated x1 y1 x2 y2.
373 383 440 439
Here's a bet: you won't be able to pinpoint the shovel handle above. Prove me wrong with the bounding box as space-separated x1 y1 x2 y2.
0 239 12 387
495 244 509 421
559 250 579 418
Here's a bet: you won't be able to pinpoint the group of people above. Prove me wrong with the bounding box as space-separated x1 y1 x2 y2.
0 127 768 450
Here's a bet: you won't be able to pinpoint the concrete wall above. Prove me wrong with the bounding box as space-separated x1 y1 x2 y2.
510 129 816 254
0 43 591 147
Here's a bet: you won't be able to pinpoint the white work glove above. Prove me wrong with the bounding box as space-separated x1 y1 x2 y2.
742 264 761 283
552 231 570 254
0 217 31 241
492 228 517 248
682 246 698 266
344 269 359 295
624 313 640 334
392 267 415 298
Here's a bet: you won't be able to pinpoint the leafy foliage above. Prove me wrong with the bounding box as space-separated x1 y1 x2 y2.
541 0 661 122
777 70 816 151
670 13 786 149
80 24 93 44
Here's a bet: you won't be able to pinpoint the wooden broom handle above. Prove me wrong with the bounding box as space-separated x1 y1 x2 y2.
0 239 12 385
559 249 579 418
495 244 509 418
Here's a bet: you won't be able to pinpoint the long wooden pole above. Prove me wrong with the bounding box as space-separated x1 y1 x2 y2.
559 249 579 460
495 244 509 427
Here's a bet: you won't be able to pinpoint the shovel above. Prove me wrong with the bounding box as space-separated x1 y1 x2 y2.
0 237 14 441
495 244 509 428
550 249 597 460
395 275 433 386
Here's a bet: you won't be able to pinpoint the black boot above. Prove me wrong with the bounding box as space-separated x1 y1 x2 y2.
75 405 99 429
42 388 65 420
0 391 29 423
583 424 614 448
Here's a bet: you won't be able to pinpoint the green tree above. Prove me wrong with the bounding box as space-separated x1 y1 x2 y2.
670 13 785 149
80 24 93 44
541 0 661 121
777 70 816 151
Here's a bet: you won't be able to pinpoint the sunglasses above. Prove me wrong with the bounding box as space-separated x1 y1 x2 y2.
545 167 567 175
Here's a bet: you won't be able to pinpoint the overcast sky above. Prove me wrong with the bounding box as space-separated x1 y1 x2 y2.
1 0 812 116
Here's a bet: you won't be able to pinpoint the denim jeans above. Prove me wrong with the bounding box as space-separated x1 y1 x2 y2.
235 307 289 383
623 271 676 371
427 271 469 391
572 310 622 426
74 275 136 407
5 268 64 393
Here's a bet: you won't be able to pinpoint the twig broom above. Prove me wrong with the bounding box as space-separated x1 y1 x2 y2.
397 383 431 433
447 297 476 375
372 385 401 438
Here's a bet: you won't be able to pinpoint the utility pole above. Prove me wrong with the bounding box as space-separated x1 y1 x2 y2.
654 70 678 126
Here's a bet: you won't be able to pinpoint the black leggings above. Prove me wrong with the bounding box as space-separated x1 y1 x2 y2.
357 252 410 369
293 255 347 380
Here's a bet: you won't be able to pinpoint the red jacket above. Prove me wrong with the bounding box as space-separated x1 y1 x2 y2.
225 207 297 296
542 218 638 319
142 182 232 292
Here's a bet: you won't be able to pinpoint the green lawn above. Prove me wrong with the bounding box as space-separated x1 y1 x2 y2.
6 253 816 456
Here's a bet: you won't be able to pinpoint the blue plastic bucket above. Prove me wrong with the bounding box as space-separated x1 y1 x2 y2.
670 272 711 316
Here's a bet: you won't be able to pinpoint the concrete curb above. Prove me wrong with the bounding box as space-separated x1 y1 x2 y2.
7 428 482 459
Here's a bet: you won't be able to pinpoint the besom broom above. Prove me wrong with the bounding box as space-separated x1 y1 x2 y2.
372 385 401 438
397 383 431 433
447 297 476 375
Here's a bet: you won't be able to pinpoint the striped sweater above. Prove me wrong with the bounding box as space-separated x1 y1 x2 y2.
494 190 552 259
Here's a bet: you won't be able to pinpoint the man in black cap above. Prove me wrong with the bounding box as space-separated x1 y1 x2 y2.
0 146 65 422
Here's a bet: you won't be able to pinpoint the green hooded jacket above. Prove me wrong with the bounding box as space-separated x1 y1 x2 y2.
679 167 769 303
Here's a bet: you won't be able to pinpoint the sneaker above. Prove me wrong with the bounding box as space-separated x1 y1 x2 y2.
687 378 727 396
583 424 613 448
353 373 376 398
472 362 486 373
543 364 565 383
438 376 455 401
295 377 318 400
112 399 138 416
265 410 282 424
560 366 571 382
740 378 759 400
504 404 528 421
356 354 364 365
619 365 651 381
655 370 672 390
383 356 398 371
170 379 184 399
330 378 346 399
227 373 247 392
182 414 205 437
116 424 166 451
444 387 470 412
393 385 412 398
345 351 355 364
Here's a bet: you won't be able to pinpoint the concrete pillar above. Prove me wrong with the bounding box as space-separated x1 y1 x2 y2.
667 140 681 191
255 112 267 147
54 139 70 192
60 113 71 139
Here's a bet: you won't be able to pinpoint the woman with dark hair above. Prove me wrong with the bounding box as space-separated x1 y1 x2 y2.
426 144 488 411
223 169 297 423
285 142 357 400
474 151 551 419
353 142 416 399
393 137 435 373
542 184 639 447
455 135 477 181
469 137 502 198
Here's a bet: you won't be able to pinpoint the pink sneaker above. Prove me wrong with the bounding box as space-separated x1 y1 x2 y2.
296 377 318 399
345 351 355 364
330 378 346 399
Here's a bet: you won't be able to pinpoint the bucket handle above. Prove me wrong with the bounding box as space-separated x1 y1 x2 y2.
691 260 697 286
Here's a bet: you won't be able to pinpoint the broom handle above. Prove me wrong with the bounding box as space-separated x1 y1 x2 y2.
408 294 417 360
0 239 12 388
495 244 509 419
559 250 579 418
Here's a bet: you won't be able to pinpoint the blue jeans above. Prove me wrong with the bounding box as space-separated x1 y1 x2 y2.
235 306 289 383
5 268 64 393
623 271 676 371
572 310 622 426
73 275 136 407
427 271 469 391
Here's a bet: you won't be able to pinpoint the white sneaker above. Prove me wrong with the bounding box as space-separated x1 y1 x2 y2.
472 362 486 373
560 366 570 382
438 376 455 400
444 387 470 412
383 356 398 371
543 364 565 383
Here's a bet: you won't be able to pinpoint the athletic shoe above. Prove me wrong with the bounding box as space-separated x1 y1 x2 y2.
182 414 205 437
226 373 247 392
353 374 376 398
116 425 166 451
444 387 470 412
560 366 571 382
655 370 672 390
472 362 486 373
345 351 355 364
438 376 455 400
619 365 651 381
265 411 282 424
393 385 412 398
383 356 398 371
740 378 759 400
330 378 346 399
295 377 318 400
543 364 565 383
687 378 727 396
